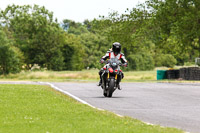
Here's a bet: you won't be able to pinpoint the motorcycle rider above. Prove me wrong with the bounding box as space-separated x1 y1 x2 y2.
98 42 128 90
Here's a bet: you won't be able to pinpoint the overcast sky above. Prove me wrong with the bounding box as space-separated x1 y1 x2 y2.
0 0 146 22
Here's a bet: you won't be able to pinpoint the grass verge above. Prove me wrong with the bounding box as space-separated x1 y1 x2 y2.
0 84 184 133
0 70 157 82
1 69 200 83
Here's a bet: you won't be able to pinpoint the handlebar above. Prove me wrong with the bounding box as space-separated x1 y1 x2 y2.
100 59 127 67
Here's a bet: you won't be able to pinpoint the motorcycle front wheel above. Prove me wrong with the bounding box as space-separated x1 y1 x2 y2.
106 78 115 97
103 89 107 97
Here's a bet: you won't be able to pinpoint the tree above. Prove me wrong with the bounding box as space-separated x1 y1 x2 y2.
0 29 24 74
61 19 110 69
0 4 65 70
62 33 85 70
146 0 200 63
80 33 110 69
62 19 89 35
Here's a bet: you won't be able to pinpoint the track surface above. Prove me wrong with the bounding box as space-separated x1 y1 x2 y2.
52 82 200 133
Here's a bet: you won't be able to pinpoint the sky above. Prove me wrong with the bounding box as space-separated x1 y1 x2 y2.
0 0 146 23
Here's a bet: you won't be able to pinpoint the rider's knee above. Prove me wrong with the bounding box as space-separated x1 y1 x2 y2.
121 72 124 79
99 68 104 75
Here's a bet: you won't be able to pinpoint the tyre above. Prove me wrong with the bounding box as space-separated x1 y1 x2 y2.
107 78 115 97
102 79 107 97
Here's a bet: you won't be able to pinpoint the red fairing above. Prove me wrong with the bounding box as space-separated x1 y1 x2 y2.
108 68 113 73
115 69 118 72
103 67 107 70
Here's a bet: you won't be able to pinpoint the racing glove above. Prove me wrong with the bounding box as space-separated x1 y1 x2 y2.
100 59 104 64
123 62 128 67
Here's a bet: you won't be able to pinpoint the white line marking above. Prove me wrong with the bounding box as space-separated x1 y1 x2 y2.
43 82 97 109
144 122 154 126
115 114 123 117
41 82 125 118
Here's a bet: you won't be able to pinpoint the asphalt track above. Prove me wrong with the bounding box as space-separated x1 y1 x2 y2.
1 81 200 133
52 82 200 133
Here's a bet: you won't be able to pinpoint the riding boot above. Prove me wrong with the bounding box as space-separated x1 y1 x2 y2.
98 69 103 86
97 78 102 86
117 84 122 90
117 74 122 90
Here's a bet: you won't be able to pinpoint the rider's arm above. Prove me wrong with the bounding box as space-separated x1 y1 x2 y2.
120 53 128 67
100 51 110 63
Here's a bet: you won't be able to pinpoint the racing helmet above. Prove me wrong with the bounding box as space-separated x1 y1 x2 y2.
112 42 121 55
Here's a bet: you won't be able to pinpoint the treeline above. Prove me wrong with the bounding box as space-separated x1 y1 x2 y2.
0 5 85 74
0 0 200 74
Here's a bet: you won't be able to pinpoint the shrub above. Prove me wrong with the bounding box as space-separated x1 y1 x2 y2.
127 52 155 71
155 54 177 67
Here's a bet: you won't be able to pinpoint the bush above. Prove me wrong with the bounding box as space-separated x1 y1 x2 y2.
0 45 24 74
127 52 155 71
155 54 177 67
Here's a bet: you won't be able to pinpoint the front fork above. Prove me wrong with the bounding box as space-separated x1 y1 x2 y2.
107 73 118 80
107 73 118 89
104 71 122 90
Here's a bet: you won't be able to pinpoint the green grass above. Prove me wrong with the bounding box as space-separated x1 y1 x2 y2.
0 70 100 82
0 84 184 133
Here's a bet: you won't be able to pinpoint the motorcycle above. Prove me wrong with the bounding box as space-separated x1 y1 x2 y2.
101 58 123 97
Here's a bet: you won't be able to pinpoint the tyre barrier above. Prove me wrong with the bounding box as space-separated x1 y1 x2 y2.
158 67 200 80
166 70 180 79
179 67 200 80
